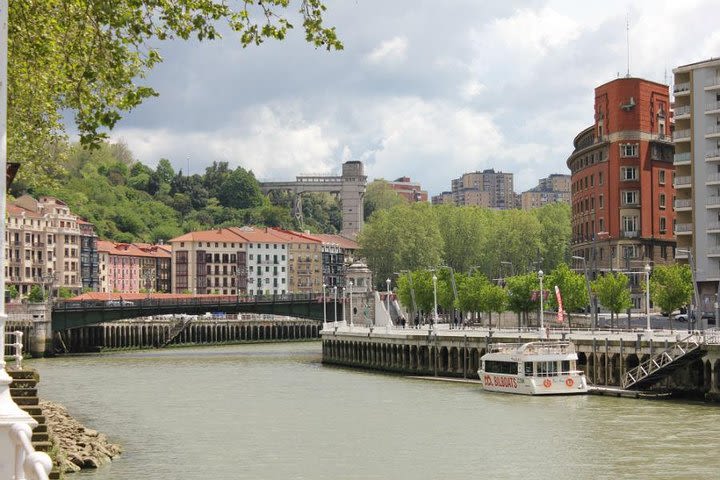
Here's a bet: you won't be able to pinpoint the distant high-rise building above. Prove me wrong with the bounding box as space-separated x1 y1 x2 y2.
387 176 428 202
568 77 675 310
450 169 515 209
430 191 454 205
521 174 571 210
672 58 720 310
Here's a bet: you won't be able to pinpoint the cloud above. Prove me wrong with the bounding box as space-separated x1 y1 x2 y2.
365 36 408 64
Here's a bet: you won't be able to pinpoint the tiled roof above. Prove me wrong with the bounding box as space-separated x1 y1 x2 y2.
7 203 43 218
169 228 246 243
306 233 359 250
97 240 171 258
268 227 321 244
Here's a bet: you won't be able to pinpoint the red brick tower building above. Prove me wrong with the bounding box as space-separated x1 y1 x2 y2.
567 77 675 309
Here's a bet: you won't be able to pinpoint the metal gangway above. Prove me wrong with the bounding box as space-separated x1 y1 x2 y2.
621 333 706 390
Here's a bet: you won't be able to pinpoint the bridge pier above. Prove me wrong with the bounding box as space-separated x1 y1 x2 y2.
28 302 52 357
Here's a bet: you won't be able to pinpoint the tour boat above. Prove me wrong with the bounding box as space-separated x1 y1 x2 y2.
478 341 588 395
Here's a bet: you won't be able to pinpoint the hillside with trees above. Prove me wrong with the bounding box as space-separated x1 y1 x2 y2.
11 142 342 242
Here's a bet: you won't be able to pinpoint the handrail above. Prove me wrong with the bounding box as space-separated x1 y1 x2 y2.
5 330 24 369
621 334 702 389
10 423 52 480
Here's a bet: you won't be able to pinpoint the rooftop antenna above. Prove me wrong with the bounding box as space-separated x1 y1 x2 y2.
625 12 630 78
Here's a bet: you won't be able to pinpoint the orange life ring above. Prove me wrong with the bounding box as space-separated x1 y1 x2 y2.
543 378 552 388
565 378 574 387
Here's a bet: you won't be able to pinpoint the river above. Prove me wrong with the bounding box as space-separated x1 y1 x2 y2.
28 342 720 479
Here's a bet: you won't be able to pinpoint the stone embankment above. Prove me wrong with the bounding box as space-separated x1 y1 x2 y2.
41 400 122 474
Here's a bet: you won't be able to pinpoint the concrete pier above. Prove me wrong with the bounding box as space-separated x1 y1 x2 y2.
56 315 320 353
321 324 720 400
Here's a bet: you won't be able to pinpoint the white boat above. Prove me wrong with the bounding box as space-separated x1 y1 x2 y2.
478 341 588 395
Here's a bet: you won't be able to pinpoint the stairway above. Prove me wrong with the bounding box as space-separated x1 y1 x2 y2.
160 317 193 348
8 369 61 479
621 334 706 390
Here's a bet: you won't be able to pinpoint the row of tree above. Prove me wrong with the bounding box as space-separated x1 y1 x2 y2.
359 201 571 289
395 263 694 328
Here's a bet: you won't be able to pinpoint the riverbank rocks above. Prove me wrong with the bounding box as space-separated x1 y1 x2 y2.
40 400 122 474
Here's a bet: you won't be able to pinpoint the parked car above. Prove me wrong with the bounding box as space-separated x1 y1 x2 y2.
675 311 715 323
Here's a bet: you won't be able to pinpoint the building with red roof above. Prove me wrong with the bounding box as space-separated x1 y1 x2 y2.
98 241 172 294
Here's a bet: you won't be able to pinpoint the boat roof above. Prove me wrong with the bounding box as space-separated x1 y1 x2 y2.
486 341 576 356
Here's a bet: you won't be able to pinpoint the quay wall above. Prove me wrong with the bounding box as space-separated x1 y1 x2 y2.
321 325 720 401
7 315 321 354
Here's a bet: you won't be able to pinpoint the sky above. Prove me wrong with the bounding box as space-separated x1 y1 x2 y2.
106 0 720 195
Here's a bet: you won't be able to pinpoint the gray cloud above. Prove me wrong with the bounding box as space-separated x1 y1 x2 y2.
109 0 720 194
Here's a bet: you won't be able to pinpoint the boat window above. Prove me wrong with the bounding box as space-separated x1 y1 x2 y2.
484 360 517 375
536 361 559 377
562 360 570 374
524 362 533 376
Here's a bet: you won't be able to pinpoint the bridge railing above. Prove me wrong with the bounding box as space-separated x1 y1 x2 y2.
53 292 331 311
3 330 24 369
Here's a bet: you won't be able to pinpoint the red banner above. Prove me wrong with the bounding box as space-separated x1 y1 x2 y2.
554 285 564 323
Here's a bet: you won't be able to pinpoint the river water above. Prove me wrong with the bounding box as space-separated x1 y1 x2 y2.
28 342 720 480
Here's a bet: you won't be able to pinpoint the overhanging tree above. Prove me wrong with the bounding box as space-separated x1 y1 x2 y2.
9 0 342 188
592 272 632 329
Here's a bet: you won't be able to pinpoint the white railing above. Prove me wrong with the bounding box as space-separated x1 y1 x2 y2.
707 196 720 206
706 101 720 112
708 125 720 136
10 423 52 480
674 198 693 209
705 77 720 88
707 173 720 183
673 129 691 140
707 150 720 160
674 105 691 116
675 223 694 233
674 82 690 93
4 330 24 369
673 152 691 164
674 175 692 187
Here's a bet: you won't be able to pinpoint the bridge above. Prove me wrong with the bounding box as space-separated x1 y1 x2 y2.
260 160 366 237
51 293 346 331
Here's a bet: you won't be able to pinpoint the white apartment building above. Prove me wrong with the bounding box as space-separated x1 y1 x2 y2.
673 58 720 308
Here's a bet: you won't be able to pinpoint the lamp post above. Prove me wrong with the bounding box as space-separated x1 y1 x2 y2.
333 285 338 328
432 274 438 329
322 283 327 325
348 280 354 327
572 255 595 332
385 278 391 326
644 263 652 333
538 269 544 332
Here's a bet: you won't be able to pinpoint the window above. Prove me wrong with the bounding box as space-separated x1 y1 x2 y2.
621 167 638 181
620 143 638 157
599 195 604 209
659 170 666 185
599 218 605 231
622 215 638 234
621 190 639 205
660 217 667 233
659 193 666 209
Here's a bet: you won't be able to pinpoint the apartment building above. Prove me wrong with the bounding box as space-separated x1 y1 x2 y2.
97 241 172 294
430 191 454 205
269 228 323 293
387 177 428 202
568 77 675 309
520 174 571 210
300 233 359 288
5 195 86 297
450 169 515 209
79 220 100 291
673 58 720 307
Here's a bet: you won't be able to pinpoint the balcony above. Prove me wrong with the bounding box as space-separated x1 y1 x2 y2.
708 197 720 208
675 198 693 211
673 129 691 142
675 223 694 234
675 250 689 260
709 222 720 233
708 246 720 257
706 101 720 114
673 152 692 165
674 82 691 95
706 77 720 90
707 150 720 162
707 173 720 185
674 105 691 118
621 230 639 238
707 125 720 138
674 176 692 188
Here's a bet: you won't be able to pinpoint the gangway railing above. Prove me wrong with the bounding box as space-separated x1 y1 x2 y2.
160 317 194 348
621 334 704 390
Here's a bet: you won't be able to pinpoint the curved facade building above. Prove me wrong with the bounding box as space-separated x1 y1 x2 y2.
567 77 676 309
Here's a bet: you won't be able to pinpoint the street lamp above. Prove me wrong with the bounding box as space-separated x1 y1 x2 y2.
538 269 544 332
644 263 652 333
385 278 391 326
348 280 354 327
333 285 338 328
322 283 327 325
432 274 438 329
572 255 595 331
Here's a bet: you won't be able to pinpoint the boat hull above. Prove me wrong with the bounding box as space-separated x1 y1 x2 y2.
479 372 588 395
